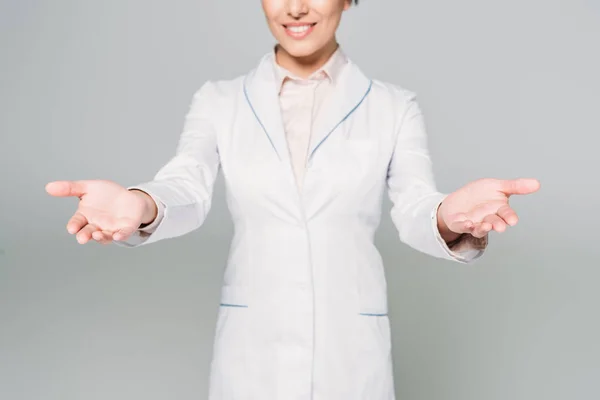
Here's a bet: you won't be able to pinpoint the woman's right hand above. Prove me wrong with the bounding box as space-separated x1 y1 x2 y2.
45 180 158 244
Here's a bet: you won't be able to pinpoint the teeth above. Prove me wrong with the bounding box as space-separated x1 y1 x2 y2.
287 25 311 33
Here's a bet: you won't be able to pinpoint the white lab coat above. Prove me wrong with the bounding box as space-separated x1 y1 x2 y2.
120 51 485 399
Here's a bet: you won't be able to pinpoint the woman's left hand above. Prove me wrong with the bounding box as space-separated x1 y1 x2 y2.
437 178 541 241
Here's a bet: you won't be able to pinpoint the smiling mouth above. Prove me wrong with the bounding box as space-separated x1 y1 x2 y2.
283 23 317 33
282 23 317 39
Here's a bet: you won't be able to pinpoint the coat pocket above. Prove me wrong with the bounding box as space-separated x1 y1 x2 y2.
356 247 389 317
210 285 249 398
218 284 248 308
358 291 389 317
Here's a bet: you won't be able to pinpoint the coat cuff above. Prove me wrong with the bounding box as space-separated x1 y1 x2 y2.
113 181 200 247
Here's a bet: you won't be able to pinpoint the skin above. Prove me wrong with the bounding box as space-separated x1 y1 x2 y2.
262 0 352 78
46 0 541 245
436 178 540 242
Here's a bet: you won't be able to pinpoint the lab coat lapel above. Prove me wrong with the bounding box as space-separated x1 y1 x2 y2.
308 61 372 160
243 53 290 165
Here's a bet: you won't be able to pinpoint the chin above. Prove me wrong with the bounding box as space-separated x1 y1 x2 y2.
278 40 322 59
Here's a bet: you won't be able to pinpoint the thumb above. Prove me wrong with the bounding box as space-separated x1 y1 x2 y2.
46 180 88 198
445 212 475 234
112 217 141 241
499 178 541 196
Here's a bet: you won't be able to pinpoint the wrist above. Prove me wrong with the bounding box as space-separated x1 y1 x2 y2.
129 189 158 225
436 203 462 243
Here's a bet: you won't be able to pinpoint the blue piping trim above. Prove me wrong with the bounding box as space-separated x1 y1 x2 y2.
220 303 248 308
309 79 373 160
243 77 281 161
359 312 388 317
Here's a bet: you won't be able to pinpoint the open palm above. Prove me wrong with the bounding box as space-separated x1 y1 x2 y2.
45 180 146 244
438 178 541 238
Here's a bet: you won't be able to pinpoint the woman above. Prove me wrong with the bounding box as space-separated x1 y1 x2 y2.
46 0 540 398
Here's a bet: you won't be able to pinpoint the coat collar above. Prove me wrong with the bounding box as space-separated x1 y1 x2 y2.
243 48 372 164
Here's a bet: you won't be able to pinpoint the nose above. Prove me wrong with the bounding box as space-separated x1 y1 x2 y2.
287 0 309 18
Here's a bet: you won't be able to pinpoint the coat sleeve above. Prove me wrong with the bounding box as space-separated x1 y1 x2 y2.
386 92 486 263
116 81 220 247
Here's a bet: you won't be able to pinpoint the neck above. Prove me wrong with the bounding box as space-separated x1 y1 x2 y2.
275 39 339 79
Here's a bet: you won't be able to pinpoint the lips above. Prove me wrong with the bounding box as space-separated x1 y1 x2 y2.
282 23 317 39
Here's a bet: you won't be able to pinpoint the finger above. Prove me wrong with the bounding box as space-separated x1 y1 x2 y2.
471 221 493 238
112 218 139 241
483 214 507 233
112 227 135 242
45 180 88 198
67 212 88 234
76 224 99 244
496 205 519 226
445 212 473 234
500 178 541 197
447 218 475 235
102 230 116 244
92 230 113 245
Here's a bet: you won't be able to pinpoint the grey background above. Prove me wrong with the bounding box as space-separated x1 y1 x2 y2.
1 0 599 399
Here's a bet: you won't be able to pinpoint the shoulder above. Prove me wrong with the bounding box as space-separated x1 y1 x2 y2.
190 52 271 102
367 79 426 134
369 79 418 109
191 75 246 103
369 79 428 129
183 75 246 119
